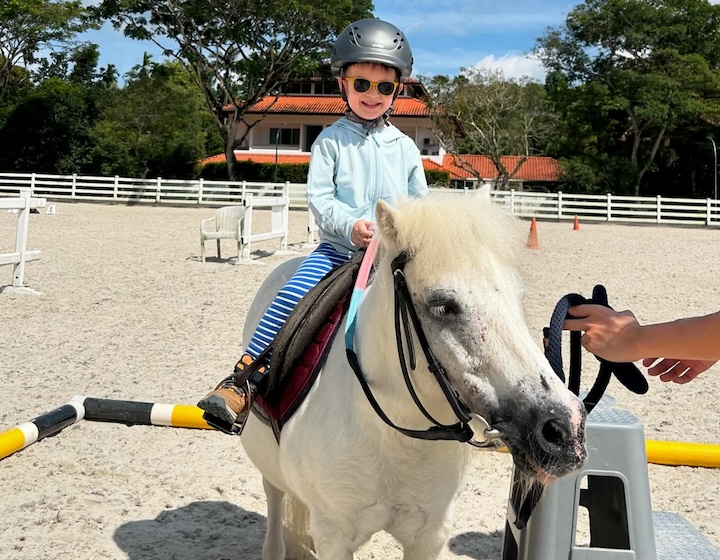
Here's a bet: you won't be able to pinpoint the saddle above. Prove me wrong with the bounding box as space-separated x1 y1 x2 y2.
252 248 366 438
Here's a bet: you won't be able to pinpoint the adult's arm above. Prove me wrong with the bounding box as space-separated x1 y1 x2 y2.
564 305 720 363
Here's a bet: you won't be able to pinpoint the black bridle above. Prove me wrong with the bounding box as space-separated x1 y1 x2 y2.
346 251 500 445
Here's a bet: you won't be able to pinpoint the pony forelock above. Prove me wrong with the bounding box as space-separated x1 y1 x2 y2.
379 195 524 275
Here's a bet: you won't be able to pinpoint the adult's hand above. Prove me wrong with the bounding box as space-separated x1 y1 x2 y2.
564 304 643 362
642 358 716 384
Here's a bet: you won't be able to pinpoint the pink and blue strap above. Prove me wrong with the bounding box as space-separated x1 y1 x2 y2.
345 236 380 350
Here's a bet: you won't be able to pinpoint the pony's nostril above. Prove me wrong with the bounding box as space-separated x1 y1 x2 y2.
540 417 570 447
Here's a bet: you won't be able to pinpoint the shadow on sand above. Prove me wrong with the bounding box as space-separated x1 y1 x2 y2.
448 529 504 559
114 500 264 560
114 501 505 559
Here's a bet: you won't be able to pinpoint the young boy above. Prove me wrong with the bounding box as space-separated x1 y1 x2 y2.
198 18 428 433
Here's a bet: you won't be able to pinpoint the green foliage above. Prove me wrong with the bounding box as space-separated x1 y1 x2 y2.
200 161 309 182
0 45 113 174
557 156 636 194
200 161 451 188
0 77 97 173
536 0 720 195
0 0 97 99
424 169 451 186
91 59 210 178
95 0 373 179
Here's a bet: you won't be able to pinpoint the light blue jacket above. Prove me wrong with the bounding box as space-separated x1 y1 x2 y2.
307 117 428 256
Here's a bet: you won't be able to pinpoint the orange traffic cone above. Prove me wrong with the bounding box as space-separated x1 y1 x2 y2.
527 217 539 250
573 215 580 231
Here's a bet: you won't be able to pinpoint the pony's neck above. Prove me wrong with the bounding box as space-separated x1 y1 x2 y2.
355 276 396 368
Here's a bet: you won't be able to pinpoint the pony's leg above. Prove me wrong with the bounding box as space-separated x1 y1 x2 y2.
262 477 285 560
307 511 355 560
395 518 449 560
311 537 354 560
400 532 447 560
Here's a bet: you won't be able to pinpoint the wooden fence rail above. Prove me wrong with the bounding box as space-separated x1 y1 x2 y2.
1 172 719 227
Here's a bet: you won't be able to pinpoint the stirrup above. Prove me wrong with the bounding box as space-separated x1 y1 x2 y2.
202 380 255 435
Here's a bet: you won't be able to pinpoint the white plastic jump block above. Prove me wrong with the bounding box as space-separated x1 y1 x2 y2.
501 396 720 560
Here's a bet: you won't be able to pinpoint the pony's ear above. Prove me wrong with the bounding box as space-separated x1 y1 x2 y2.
476 183 491 199
375 199 401 246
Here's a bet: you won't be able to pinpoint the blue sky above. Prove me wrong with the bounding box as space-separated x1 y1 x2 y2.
374 0 575 80
79 0 577 83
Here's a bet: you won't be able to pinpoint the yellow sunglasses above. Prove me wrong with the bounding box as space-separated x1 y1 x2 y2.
344 77 399 96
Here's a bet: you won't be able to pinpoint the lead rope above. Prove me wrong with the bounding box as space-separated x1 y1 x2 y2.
513 284 649 529
543 284 648 412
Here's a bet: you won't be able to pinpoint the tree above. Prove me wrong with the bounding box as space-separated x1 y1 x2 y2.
0 0 95 99
96 0 372 179
425 68 558 189
536 0 720 195
92 57 213 178
0 45 112 174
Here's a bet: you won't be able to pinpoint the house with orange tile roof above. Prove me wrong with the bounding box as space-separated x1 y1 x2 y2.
207 77 562 189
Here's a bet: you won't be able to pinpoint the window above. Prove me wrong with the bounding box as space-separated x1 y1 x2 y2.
270 128 300 146
284 82 312 94
316 81 340 95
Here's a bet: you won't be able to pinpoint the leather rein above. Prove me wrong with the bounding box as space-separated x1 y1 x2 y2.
345 242 501 446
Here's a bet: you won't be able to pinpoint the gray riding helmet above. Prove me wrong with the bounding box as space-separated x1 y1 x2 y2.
331 19 413 79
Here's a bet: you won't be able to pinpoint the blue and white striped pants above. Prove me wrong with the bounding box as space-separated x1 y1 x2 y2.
245 242 350 361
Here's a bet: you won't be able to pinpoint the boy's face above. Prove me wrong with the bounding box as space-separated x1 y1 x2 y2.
338 63 404 122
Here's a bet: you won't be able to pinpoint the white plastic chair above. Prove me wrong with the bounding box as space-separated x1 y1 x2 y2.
200 205 245 262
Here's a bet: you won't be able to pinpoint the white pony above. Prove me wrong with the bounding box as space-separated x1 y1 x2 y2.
241 196 587 560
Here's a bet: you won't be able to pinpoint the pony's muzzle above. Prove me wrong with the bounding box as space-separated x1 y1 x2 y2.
532 411 586 468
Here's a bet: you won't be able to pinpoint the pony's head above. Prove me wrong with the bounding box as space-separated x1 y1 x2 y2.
373 196 587 482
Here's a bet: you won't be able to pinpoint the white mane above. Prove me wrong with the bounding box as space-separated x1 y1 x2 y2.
376 195 525 285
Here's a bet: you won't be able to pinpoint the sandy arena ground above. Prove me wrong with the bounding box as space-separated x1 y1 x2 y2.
1 201 719 559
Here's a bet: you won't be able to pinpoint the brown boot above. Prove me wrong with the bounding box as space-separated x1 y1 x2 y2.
198 354 265 434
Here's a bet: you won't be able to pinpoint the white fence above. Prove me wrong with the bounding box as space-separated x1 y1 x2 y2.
0 172 306 208
0 189 46 290
1 172 719 227
488 190 720 227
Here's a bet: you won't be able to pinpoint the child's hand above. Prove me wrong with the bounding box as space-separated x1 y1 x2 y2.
351 220 375 248
642 358 716 384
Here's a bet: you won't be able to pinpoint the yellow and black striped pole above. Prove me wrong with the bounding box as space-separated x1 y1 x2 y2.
80 396 212 430
0 396 213 461
0 400 85 460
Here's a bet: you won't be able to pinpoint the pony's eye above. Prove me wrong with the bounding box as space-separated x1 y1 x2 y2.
427 292 461 317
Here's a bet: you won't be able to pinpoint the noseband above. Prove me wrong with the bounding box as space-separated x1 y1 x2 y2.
345 244 501 446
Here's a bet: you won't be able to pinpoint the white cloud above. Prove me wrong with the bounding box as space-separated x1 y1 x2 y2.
377 0 565 38
469 53 546 82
